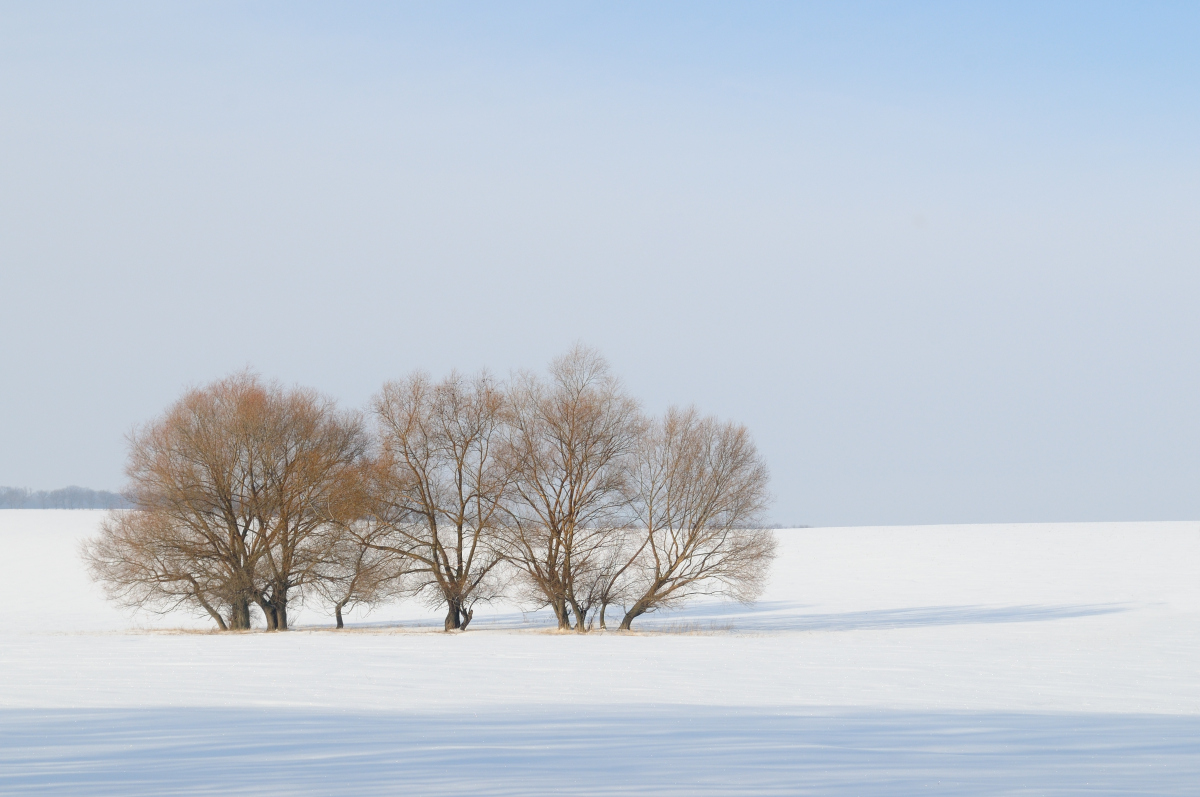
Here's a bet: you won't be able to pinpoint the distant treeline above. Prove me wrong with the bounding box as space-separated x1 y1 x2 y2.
0 486 132 509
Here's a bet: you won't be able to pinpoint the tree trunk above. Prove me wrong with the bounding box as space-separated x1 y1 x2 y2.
619 601 649 630
444 600 462 631
257 597 277 631
551 598 572 630
598 602 608 630
228 596 252 630
443 599 476 631
276 597 289 630
335 602 345 629
570 599 589 633
256 591 289 631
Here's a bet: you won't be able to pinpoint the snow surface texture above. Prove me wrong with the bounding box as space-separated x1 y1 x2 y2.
1 510 1198 795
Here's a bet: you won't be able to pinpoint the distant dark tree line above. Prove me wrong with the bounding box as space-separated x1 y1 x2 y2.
83 346 774 632
1 486 133 509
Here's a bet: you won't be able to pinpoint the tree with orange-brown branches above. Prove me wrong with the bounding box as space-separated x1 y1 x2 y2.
83 372 367 630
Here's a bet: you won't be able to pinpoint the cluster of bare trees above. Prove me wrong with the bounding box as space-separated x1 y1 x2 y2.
84 347 774 633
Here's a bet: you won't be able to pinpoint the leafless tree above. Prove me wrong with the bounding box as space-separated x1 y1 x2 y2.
82 372 367 630
309 519 407 628
617 406 774 630
501 346 645 631
368 371 511 630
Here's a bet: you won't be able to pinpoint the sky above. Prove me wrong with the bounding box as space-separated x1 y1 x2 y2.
2 2 1198 526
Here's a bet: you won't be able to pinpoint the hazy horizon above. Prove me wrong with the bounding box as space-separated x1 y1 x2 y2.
3 3 1199 526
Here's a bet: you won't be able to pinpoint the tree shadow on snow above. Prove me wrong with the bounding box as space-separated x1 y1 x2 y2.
1 705 1196 796
340 601 1129 634
633 600 1130 632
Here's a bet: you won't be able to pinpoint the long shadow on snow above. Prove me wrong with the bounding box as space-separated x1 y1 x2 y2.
631 600 1130 632
342 601 1128 633
1 705 1196 796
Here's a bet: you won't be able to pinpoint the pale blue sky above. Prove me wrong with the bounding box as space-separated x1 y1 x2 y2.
2 2 1198 525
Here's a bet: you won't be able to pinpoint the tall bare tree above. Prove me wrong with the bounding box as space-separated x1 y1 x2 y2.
502 346 645 631
369 371 510 630
83 372 367 630
617 406 774 630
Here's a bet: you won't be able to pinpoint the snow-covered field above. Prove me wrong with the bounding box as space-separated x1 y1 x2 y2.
2 510 1198 795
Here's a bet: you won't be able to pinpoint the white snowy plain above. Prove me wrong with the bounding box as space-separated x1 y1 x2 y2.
1 511 1198 795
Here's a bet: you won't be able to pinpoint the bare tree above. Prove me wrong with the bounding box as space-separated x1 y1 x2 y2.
501 346 645 631
82 372 367 630
617 406 774 630
310 520 407 628
368 371 510 630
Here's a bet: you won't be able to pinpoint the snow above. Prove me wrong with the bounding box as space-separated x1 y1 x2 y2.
2 510 1198 794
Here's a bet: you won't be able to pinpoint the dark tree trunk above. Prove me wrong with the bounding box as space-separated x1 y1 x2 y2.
335 602 345 629
228 596 252 630
570 600 589 633
551 598 572 630
444 600 462 631
256 589 290 631
444 599 476 631
619 601 649 630
257 597 277 631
